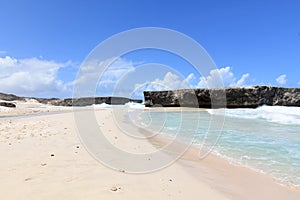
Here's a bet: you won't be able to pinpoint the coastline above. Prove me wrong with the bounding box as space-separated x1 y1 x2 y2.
0 105 299 199
143 130 300 199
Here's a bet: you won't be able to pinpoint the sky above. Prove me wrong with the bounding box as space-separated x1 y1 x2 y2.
0 0 299 98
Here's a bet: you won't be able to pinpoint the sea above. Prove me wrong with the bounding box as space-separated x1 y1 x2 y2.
114 103 300 188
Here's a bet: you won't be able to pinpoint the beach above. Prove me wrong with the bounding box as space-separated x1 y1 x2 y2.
0 104 299 200
1 1 300 199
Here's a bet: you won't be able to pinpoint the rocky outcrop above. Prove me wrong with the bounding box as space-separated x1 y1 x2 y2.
0 102 16 108
143 86 300 108
50 97 142 106
33 97 61 104
0 93 25 101
0 92 142 107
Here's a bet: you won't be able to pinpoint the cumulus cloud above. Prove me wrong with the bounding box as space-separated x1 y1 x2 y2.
73 57 137 97
276 74 287 85
0 56 73 97
134 71 191 93
1 55 252 99
97 58 137 96
197 66 250 88
183 73 196 86
133 66 250 98
236 73 250 86
0 56 138 98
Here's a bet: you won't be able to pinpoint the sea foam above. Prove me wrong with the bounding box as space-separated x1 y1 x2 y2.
207 105 300 125
93 102 146 109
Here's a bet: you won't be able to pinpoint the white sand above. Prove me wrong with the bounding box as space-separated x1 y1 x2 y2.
0 106 299 200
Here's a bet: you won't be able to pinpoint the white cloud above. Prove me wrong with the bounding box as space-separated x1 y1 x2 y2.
0 56 72 97
3 56 253 99
73 57 137 97
1 54 255 99
197 66 250 88
183 73 196 86
97 58 137 96
276 74 287 85
236 73 250 86
134 71 192 94
133 66 250 98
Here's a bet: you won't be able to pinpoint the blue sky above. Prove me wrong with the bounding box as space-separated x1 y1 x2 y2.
0 0 299 98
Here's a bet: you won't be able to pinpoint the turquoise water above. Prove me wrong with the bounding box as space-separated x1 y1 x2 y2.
137 105 300 188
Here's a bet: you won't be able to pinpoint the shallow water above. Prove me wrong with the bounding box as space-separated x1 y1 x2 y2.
137 105 300 188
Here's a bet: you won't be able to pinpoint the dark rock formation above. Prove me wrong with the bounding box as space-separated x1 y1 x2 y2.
143 86 300 108
0 93 25 101
0 102 16 108
0 92 142 107
34 97 61 104
50 97 142 106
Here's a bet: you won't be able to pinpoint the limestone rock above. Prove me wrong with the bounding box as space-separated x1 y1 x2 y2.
143 86 300 108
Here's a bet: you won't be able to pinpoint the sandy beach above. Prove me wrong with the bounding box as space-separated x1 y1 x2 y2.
0 105 299 200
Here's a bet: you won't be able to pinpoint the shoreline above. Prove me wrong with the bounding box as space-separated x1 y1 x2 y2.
174 129 300 191
114 107 300 199
136 106 300 190
138 126 300 199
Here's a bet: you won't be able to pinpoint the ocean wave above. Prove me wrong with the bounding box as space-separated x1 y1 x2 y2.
207 105 300 125
124 102 146 109
93 102 146 109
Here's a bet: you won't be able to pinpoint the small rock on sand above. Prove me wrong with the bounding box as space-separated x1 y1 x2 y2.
24 177 33 181
111 186 118 191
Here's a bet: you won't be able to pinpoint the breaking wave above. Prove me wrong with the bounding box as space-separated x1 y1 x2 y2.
207 105 300 125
